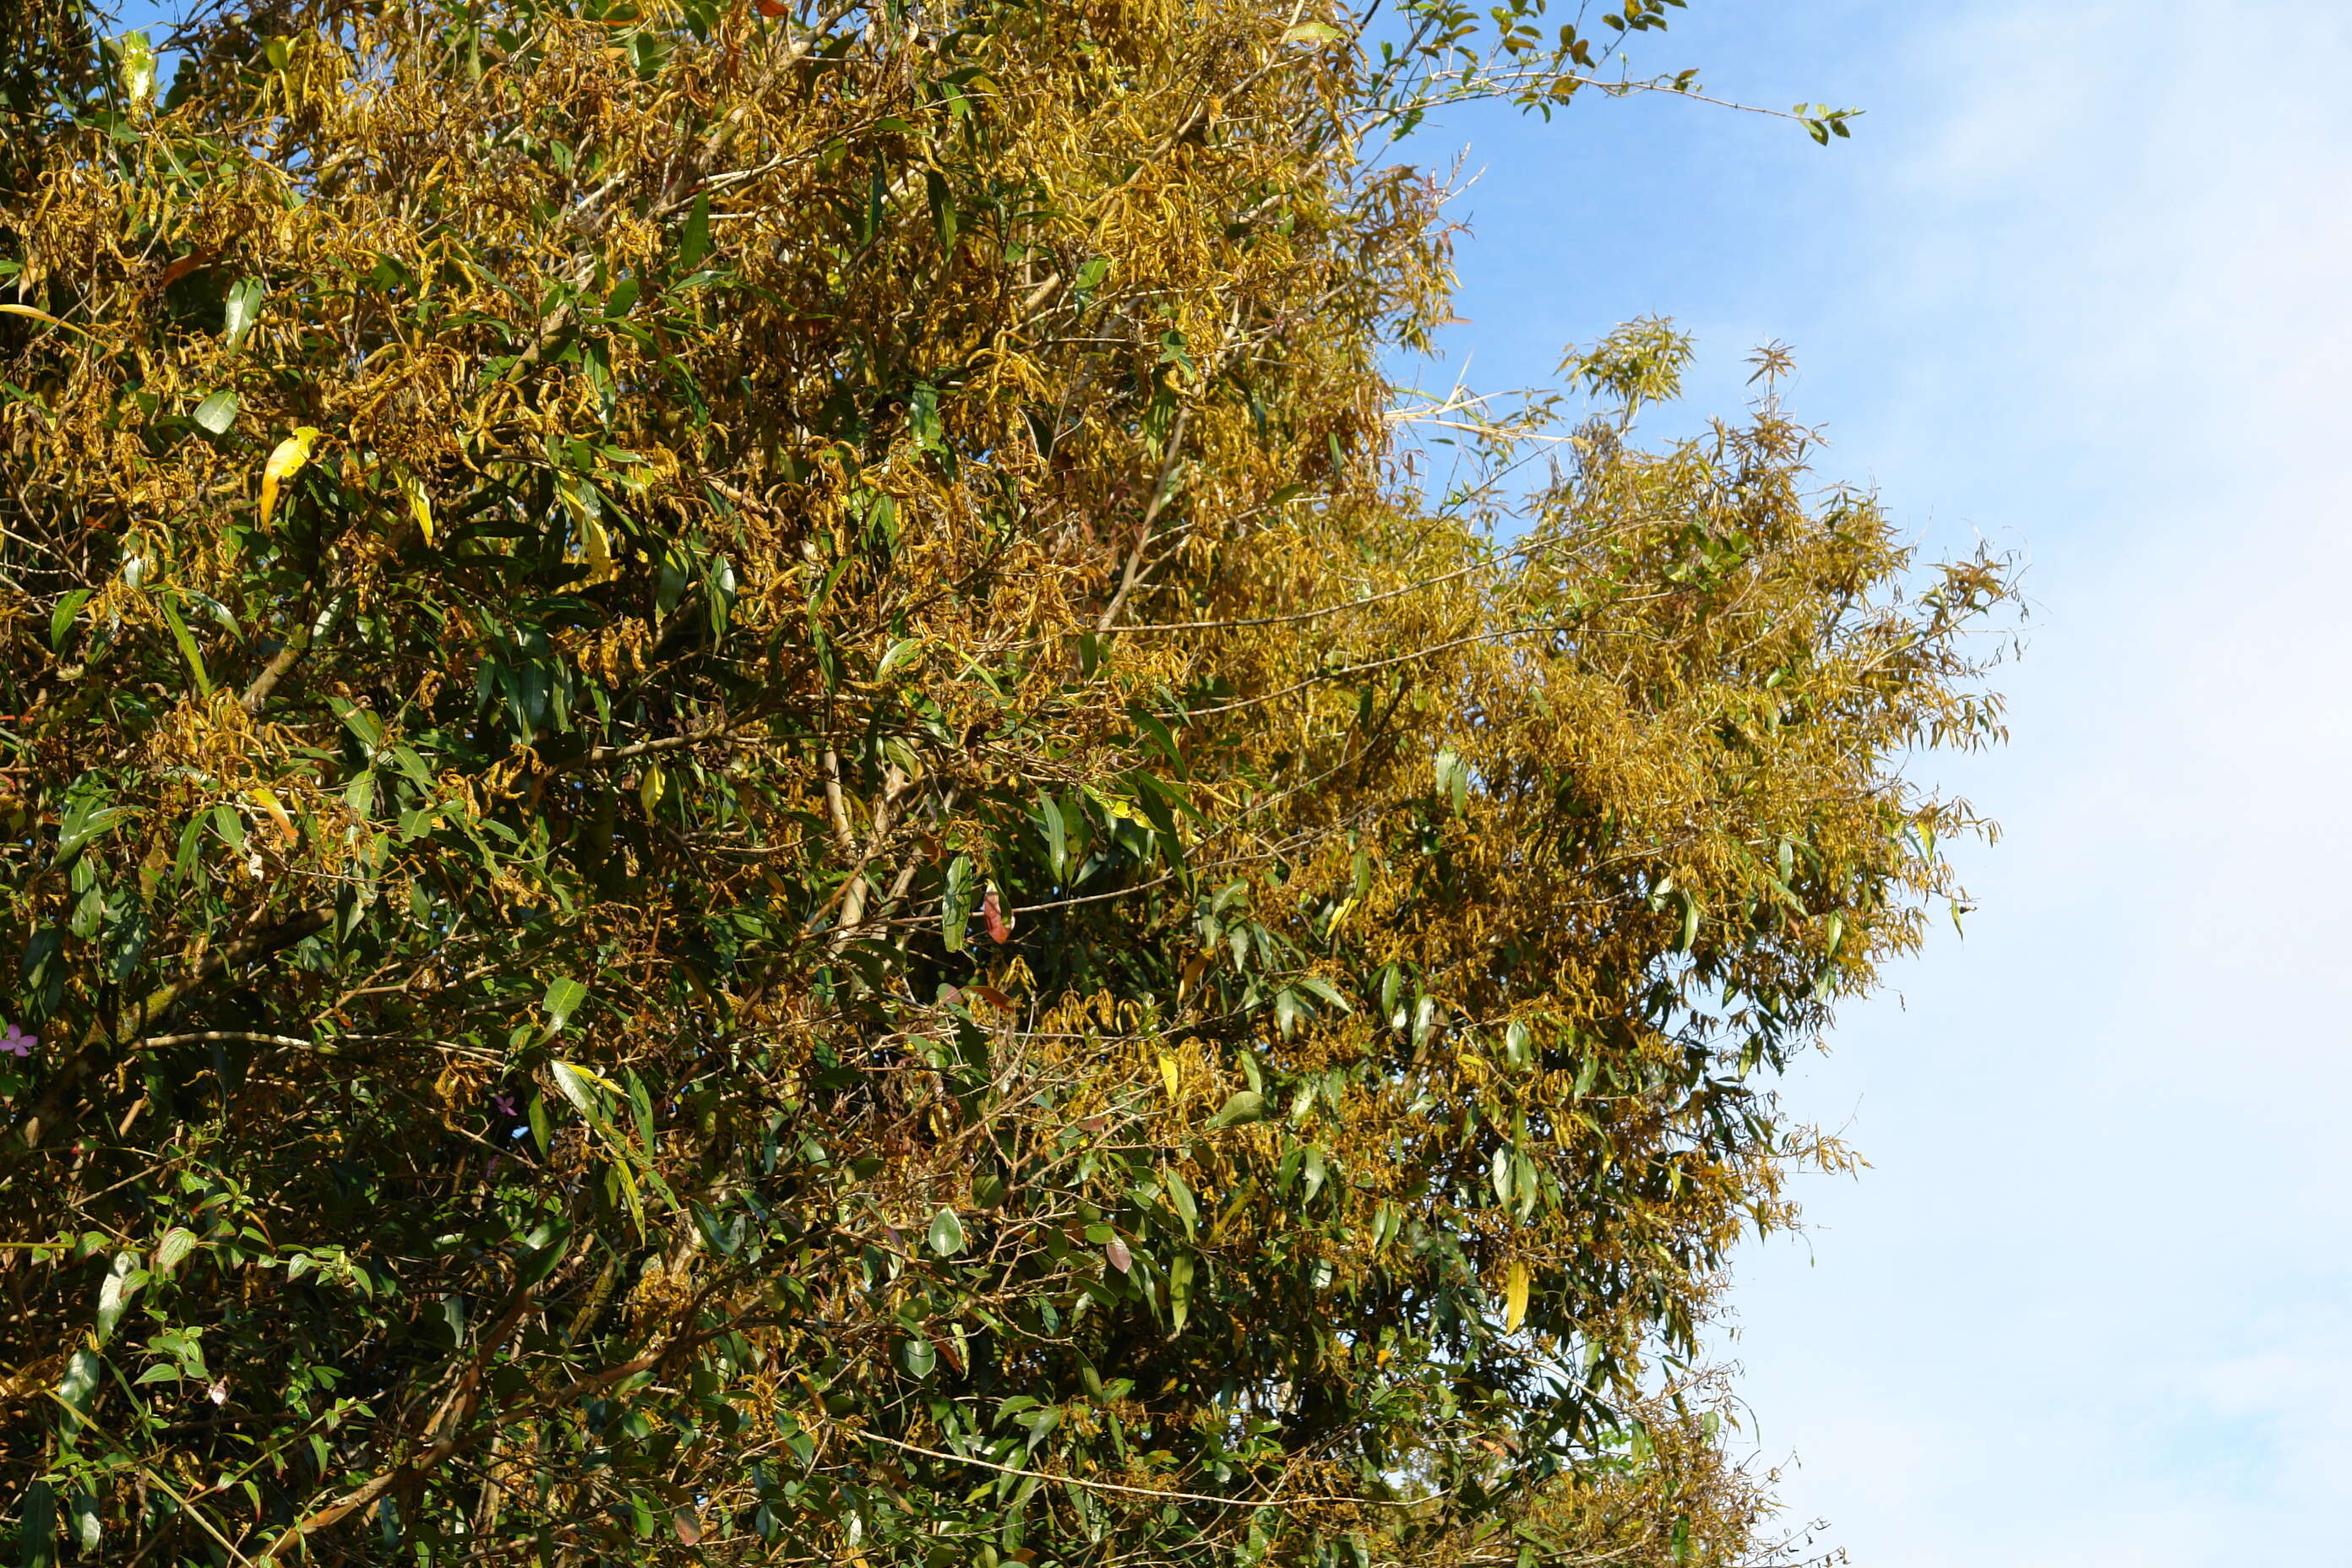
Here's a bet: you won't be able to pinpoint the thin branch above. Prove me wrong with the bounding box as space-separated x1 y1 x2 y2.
136 1031 322 1052
1119 558 1495 634
1097 407 1192 634
854 1429 1436 1510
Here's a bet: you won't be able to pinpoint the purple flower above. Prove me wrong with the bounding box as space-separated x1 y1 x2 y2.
492 1093 516 1118
0 1025 34 1059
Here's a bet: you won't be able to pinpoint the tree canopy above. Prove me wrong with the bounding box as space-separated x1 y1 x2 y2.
0 0 2000 1563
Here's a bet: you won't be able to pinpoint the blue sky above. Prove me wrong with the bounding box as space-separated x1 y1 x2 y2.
1413 2 2352 1561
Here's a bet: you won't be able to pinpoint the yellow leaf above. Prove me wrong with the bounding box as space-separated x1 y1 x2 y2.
1083 782 1151 827
1503 1260 1530 1331
556 1059 620 1095
0 302 95 340
259 427 323 525
402 473 434 542
555 1062 620 1100
582 515 618 584
1157 1049 1180 1102
249 787 296 841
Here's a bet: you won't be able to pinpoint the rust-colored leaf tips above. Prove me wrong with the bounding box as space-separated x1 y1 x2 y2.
0 3 1998 1565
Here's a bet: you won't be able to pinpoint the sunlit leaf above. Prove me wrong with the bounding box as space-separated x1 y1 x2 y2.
116 29 157 110
258 426 321 525
154 1228 199 1276
192 390 239 433
0 302 92 339
222 277 266 350
542 976 589 1032
94 1252 143 1343
401 471 434 542
1205 1090 1265 1130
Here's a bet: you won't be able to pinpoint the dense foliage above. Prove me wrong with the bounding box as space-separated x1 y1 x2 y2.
0 0 1998 1562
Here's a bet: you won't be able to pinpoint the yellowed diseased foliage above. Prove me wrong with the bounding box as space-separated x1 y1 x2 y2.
0 2 2002 1564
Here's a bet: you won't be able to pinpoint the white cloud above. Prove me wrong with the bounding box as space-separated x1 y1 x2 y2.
1710 3 2352 1559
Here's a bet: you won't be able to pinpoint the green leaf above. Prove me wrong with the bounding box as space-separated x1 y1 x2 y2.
925 168 961 251
1018 1404 1062 1448
1163 1168 1198 1238
897 1336 936 1378
16 1478 56 1568
68 1489 100 1555
116 29 157 108
222 277 266 351
520 1209 571 1266
154 1227 199 1275
1167 1252 1195 1335
95 1251 143 1343
1205 1090 1266 1130
678 193 711 272
625 1067 656 1149
1572 1055 1600 1099
942 854 975 952
542 976 589 1033
1040 794 1068 882
1125 705 1186 775
1434 749 1470 815
1293 974 1350 1013
47 588 90 651
550 1059 606 1117
192 390 239 433
54 1348 100 1433
158 595 214 695
927 1207 966 1257
57 793 126 863
1279 19 1342 42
